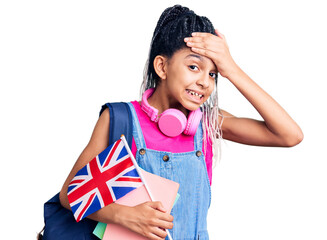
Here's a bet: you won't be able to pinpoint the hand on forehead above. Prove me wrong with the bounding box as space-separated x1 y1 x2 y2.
184 29 236 79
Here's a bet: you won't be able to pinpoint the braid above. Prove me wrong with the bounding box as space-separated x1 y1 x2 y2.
142 5 216 93
152 5 191 42
141 5 223 164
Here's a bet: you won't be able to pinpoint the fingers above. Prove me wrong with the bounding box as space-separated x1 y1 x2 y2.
184 34 221 52
146 213 173 240
184 30 225 47
184 30 236 78
187 47 218 63
215 29 225 40
148 228 169 240
183 30 228 61
148 201 167 213
120 201 173 240
147 201 174 223
185 38 217 53
184 38 219 60
191 30 225 39
190 31 211 37
157 218 174 229
141 201 174 239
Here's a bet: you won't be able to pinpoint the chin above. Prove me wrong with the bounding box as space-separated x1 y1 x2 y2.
182 102 202 112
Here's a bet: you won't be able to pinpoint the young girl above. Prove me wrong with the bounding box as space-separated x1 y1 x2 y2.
59 4 303 240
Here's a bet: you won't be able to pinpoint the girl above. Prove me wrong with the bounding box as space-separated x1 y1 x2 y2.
59 4 303 240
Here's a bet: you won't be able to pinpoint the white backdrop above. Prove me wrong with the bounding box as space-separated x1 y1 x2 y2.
1 0 326 239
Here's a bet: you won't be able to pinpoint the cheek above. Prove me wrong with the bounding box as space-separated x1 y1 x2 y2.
204 82 216 100
168 68 189 85
208 81 216 93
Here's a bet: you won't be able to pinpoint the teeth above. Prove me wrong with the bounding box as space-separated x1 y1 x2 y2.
187 90 203 98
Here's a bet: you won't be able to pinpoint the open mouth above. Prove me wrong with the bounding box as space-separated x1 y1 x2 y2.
186 89 204 100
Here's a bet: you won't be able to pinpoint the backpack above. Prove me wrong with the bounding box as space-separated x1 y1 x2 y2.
38 102 133 240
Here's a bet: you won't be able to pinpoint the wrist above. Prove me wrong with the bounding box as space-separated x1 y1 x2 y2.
86 202 129 225
111 203 131 226
225 64 244 82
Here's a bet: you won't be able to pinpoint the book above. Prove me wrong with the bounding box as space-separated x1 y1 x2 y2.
102 168 179 240
93 194 180 239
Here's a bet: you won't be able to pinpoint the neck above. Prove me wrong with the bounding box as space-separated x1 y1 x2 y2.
147 86 188 116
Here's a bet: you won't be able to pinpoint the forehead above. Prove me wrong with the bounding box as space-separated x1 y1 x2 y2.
170 48 217 70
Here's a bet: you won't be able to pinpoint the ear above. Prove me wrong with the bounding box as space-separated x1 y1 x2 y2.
153 55 168 80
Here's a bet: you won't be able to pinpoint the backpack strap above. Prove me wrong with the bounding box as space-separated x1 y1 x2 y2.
41 102 133 240
99 102 133 147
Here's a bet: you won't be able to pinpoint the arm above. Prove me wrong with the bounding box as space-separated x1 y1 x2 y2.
218 66 303 147
59 108 173 240
185 30 303 147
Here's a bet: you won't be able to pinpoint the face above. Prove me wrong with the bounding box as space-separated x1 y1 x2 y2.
162 48 217 111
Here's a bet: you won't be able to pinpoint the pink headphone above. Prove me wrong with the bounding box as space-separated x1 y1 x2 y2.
141 88 202 137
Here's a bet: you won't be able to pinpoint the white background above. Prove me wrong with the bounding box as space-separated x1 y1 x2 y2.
1 0 326 239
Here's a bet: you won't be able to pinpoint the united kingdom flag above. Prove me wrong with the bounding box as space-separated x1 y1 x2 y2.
67 139 143 222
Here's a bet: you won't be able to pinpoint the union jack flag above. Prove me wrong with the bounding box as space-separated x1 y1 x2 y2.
67 139 143 222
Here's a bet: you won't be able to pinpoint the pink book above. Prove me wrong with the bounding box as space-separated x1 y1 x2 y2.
103 169 179 240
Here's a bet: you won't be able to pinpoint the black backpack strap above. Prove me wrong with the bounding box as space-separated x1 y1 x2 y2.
99 102 133 147
43 193 98 240
42 102 133 240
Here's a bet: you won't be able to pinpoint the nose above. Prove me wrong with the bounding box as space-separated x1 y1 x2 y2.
196 73 210 89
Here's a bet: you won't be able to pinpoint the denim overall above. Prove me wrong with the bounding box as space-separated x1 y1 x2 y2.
127 102 211 240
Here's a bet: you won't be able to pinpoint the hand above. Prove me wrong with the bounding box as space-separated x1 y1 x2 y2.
184 29 240 79
117 201 173 240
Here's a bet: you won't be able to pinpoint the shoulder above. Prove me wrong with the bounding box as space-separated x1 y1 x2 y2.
86 107 110 151
98 107 110 128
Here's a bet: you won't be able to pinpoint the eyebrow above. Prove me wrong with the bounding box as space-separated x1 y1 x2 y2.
185 54 218 72
185 54 204 62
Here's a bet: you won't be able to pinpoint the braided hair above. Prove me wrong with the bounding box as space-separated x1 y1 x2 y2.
143 5 217 89
141 5 223 164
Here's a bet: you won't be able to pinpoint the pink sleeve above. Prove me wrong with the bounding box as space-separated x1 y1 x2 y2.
203 136 213 185
131 137 137 158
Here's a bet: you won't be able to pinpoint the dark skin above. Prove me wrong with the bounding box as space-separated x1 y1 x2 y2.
60 30 303 240
184 30 303 146
59 108 173 240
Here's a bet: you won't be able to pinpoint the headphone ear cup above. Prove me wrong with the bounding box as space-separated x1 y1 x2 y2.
183 108 203 135
158 109 187 137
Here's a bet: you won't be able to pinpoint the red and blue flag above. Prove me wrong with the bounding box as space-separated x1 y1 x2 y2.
67 139 143 222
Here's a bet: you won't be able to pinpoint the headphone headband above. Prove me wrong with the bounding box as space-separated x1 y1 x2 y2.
141 88 159 122
141 88 202 137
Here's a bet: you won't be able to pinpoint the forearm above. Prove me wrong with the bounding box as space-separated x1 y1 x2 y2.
59 186 125 224
88 202 127 224
226 66 303 145
59 188 173 239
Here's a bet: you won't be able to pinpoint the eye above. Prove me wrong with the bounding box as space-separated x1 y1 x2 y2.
209 72 218 79
188 65 199 71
